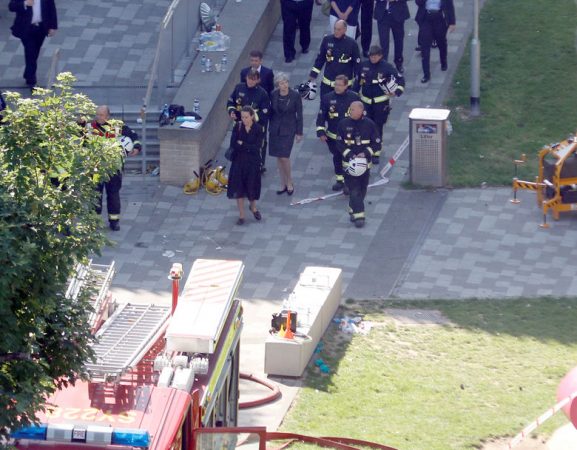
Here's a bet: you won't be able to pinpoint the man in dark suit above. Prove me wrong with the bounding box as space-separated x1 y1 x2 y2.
240 50 275 96
373 0 410 74
9 0 58 88
280 0 314 63
415 0 456 83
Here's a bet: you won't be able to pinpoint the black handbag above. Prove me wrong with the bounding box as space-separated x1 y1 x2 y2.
225 146 236 161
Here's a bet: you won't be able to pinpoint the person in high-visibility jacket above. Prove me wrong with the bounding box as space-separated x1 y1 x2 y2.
337 101 380 228
353 45 404 165
316 74 359 193
89 105 141 231
309 19 361 99
227 70 271 173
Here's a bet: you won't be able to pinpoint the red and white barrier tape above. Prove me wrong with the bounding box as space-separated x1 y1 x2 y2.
290 135 409 206
506 391 577 449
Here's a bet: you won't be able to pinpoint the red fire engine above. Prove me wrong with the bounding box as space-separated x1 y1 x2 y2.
12 258 396 450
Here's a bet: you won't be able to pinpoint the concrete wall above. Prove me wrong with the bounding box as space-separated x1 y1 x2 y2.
159 0 281 186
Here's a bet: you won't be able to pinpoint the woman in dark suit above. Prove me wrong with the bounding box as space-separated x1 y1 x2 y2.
227 106 265 225
268 72 303 196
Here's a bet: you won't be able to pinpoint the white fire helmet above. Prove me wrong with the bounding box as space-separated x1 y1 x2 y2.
346 156 368 177
119 135 134 155
297 80 317 100
381 75 399 95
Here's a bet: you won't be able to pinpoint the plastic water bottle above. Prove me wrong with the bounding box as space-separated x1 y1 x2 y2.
193 99 200 114
205 57 212 72
162 104 169 121
221 54 227 72
201 54 206 73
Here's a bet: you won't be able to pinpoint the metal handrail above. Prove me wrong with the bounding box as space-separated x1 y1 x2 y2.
46 48 61 88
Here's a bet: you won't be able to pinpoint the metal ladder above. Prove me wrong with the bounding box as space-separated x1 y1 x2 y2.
66 261 116 330
86 303 171 382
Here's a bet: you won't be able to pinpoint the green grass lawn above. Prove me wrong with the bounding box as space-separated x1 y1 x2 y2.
280 299 577 450
446 0 577 186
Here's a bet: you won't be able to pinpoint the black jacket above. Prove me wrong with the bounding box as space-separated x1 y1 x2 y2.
240 66 275 96
310 34 361 85
354 58 405 101
269 89 303 138
9 0 58 39
373 0 410 23
316 89 359 139
227 83 271 125
337 116 381 162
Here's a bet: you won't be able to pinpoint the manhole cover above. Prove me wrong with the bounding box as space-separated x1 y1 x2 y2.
384 309 453 326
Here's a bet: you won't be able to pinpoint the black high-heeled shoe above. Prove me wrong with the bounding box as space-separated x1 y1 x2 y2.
276 186 288 195
251 209 262 221
287 186 294 196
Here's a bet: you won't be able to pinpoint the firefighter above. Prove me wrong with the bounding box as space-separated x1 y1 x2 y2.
337 101 380 228
89 105 141 231
227 70 271 173
316 74 359 193
353 45 404 165
308 19 361 99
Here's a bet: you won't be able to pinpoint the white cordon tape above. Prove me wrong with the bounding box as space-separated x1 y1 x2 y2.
290 135 409 206
506 391 577 449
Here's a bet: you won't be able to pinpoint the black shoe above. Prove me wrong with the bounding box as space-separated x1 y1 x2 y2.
285 56 295 63
354 218 365 228
302 48 309 54
109 221 120 231
260 166 267 174
415 46 422 52
251 209 262 221
420 76 430 83
236 217 245 226
332 180 344 192
287 186 294 196
276 186 288 195
441 63 448 71
395 64 404 75
349 214 355 223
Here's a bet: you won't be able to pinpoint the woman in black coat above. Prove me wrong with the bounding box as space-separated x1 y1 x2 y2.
268 72 303 195
227 106 265 225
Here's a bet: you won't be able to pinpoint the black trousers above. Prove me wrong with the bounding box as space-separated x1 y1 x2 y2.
327 138 344 181
419 12 448 78
359 0 374 54
20 25 47 85
364 100 391 142
96 172 122 222
377 16 406 66
345 170 370 219
281 0 314 60
319 81 334 99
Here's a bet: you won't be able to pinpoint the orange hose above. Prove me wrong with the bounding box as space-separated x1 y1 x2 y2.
239 372 281 409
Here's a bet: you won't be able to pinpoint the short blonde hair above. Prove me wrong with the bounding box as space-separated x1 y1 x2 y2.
274 72 290 88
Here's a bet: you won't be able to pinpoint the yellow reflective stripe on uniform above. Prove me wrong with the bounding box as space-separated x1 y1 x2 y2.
254 111 260 122
373 95 389 103
326 131 337 140
312 67 321 74
316 126 326 132
359 94 372 104
336 174 344 182
109 214 120 220
352 212 365 219
342 149 351 159
361 139 370 144
322 77 354 87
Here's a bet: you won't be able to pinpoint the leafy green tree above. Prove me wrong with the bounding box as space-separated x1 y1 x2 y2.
0 73 122 440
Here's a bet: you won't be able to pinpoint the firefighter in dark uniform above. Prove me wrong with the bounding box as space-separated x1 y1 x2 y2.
316 75 359 193
309 19 361 99
89 105 141 231
337 101 380 228
227 70 271 172
353 45 404 165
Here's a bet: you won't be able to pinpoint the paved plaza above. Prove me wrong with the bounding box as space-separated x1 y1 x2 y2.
3 0 577 443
